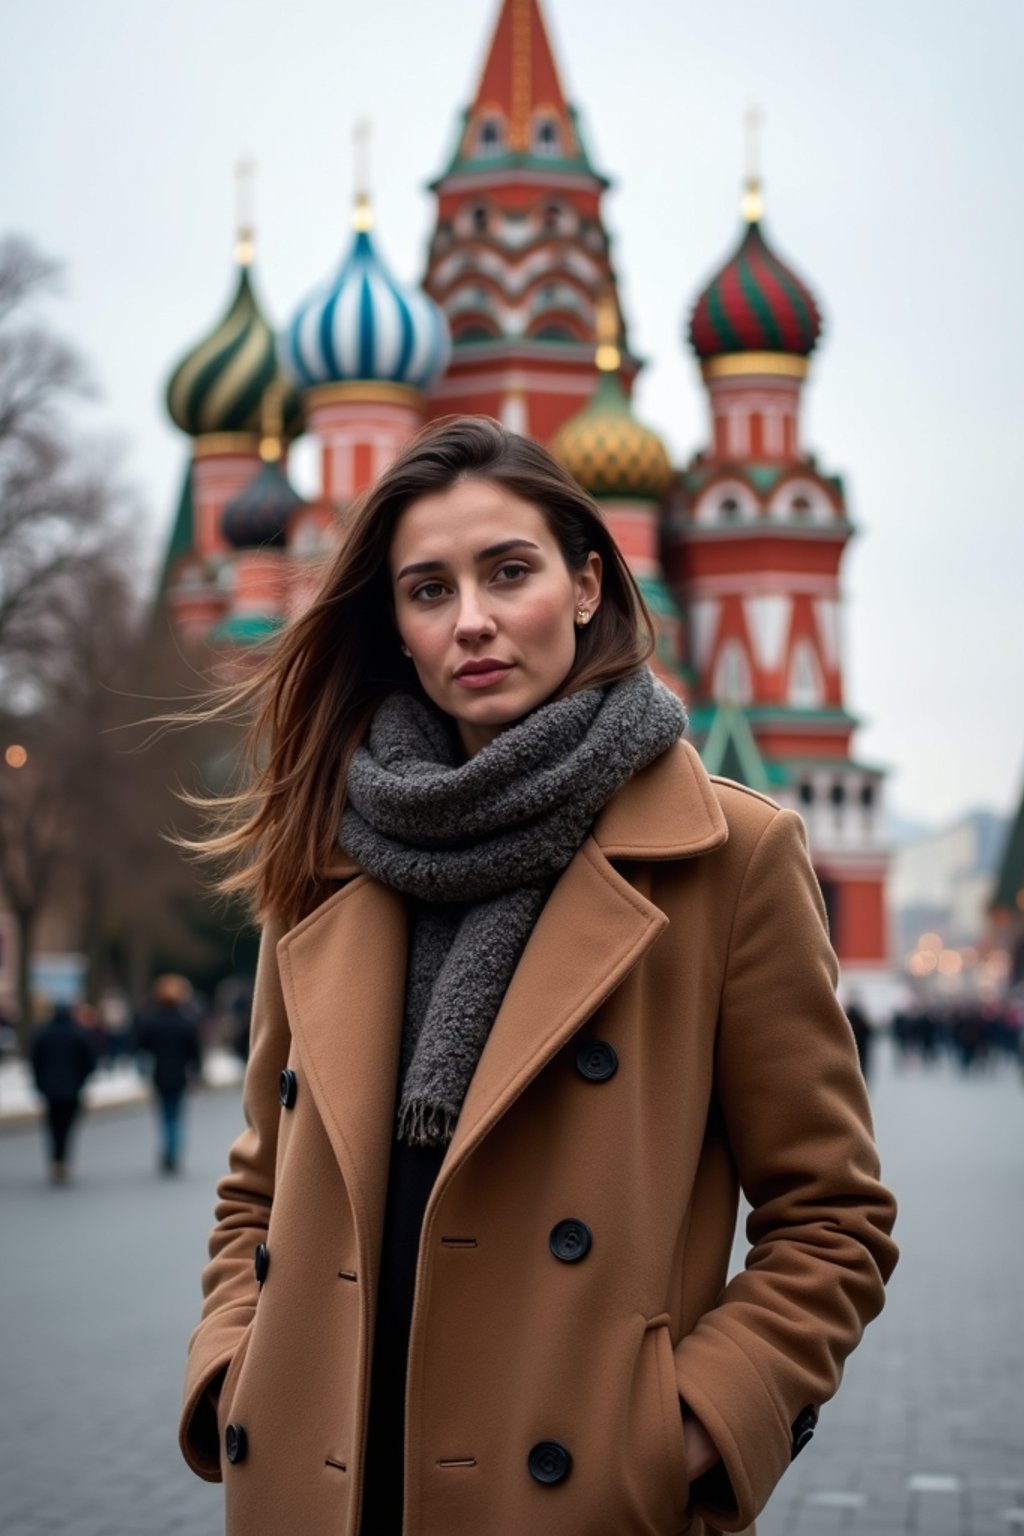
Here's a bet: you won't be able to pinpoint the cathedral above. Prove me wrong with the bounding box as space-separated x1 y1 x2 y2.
160 0 890 998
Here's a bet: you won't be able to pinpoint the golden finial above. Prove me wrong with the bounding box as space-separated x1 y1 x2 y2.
741 106 764 223
352 119 374 232
594 289 621 373
234 158 256 265
259 379 284 463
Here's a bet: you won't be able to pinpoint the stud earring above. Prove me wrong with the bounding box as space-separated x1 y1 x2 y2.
575 607 591 627
401 643 412 658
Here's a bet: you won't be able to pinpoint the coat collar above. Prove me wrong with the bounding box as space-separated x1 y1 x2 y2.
278 737 728 1271
320 737 728 882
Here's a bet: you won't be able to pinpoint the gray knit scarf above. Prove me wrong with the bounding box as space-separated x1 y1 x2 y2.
341 668 687 1147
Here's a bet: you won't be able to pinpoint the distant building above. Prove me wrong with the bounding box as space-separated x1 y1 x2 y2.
157 0 892 996
891 810 1007 957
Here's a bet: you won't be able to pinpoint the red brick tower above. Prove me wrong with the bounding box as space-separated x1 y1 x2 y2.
667 166 890 988
423 0 637 441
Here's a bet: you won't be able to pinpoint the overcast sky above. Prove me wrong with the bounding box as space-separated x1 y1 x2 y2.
3 0 1022 829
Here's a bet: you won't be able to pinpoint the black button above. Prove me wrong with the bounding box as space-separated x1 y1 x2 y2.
791 1427 814 1460
528 1440 572 1485
790 1404 818 1461
549 1219 592 1263
279 1069 297 1109
225 1423 248 1464
575 1040 619 1082
254 1243 269 1285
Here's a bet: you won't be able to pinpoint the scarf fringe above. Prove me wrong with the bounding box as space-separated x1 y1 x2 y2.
398 1099 458 1148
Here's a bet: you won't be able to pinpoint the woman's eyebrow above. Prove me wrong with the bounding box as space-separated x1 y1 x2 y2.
396 539 540 582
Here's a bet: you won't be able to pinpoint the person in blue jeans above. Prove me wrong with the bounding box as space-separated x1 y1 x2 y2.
135 975 202 1174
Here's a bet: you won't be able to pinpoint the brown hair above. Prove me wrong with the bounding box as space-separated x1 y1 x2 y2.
192 416 654 926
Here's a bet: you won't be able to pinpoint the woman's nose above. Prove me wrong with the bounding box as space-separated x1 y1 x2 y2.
453 587 496 641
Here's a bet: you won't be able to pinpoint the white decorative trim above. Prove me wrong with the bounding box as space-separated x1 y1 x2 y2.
743 595 791 671
689 599 720 670
684 572 840 598
429 368 595 397
814 598 841 669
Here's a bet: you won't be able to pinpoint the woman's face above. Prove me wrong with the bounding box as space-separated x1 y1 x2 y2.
389 477 602 757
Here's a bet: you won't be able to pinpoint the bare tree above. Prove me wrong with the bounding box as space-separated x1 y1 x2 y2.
0 236 120 690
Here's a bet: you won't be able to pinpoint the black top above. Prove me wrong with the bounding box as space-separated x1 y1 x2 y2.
360 1136 445 1536
30 1008 96 1100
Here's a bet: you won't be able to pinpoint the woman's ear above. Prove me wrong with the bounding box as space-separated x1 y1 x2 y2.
576 551 603 615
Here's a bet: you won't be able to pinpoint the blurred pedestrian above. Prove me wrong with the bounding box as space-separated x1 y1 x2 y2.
845 998 873 1079
30 1000 96 1183
135 974 202 1174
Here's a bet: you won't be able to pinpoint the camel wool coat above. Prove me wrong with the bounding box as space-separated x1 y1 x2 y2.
180 740 898 1536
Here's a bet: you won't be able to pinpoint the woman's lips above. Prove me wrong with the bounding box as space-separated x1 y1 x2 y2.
454 663 515 690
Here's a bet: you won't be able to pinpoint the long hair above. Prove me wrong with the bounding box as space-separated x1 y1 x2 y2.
190 416 655 926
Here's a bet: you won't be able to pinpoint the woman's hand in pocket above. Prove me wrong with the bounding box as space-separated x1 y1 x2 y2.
681 1406 720 1480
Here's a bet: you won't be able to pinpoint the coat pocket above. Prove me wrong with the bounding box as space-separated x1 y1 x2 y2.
651 1321 691 1529
216 1317 257 1444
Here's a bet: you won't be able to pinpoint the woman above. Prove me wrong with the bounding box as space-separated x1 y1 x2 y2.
179 417 897 1536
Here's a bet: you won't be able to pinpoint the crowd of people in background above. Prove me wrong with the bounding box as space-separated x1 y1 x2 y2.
8 979 1021 1184
889 998 1023 1072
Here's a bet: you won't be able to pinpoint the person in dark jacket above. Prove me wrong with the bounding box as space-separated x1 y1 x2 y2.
135 975 202 1174
30 1001 97 1183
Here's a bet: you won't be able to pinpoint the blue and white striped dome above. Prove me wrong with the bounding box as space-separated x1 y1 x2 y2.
281 216 450 393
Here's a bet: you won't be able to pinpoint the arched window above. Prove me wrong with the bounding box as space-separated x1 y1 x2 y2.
719 496 741 521
533 116 560 155
791 495 812 519
478 117 504 155
471 204 488 233
713 641 753 705
788 641 824 708
798 781 815 807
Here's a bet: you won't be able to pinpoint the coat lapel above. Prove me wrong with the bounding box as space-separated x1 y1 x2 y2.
438 837 668 1184
276 874 406 1258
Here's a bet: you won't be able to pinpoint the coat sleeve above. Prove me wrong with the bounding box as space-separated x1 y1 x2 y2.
179 915 290 1481
673 808 898 1531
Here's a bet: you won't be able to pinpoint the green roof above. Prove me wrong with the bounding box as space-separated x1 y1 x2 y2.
688 704 858 734
155 461 195 599
699 703 771 792
208 614 284 646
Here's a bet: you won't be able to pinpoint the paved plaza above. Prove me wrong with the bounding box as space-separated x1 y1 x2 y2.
1 1041 1022 1535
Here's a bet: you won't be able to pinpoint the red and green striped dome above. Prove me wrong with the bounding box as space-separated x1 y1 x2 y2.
688 218 822 361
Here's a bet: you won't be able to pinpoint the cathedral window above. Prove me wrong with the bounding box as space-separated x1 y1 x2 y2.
478 117 504 155
719 496 741 520
533 115 561 155
791 495 812 519
798 781 815 806
471 204 488 233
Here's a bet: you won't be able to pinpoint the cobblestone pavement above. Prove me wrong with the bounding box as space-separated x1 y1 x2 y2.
1 1042 1022 1535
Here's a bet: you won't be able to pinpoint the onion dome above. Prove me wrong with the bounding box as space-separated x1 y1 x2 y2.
688 180 822 362
280 195 450 393
551 297 672 501
221 385 304 548
166 245 299 438
221 462 302 550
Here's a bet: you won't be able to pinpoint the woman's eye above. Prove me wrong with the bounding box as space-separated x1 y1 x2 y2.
494 562 529 583
411 581 447 602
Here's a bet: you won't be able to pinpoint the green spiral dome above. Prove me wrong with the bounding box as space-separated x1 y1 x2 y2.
166 264 298 438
